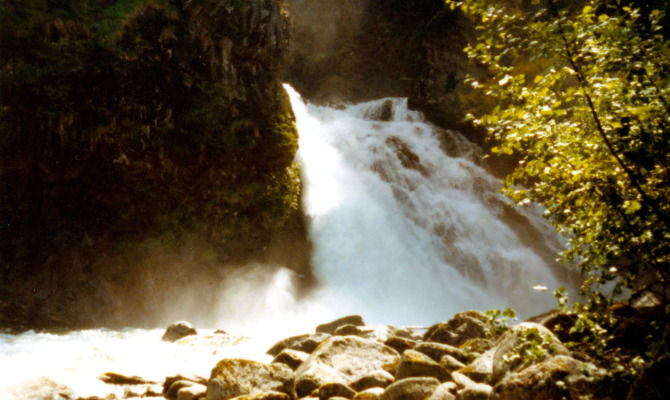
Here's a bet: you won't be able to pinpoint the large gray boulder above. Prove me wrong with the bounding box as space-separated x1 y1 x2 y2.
294 336 399 397
207 359 295 400
491 355 606 400
491 323 569 383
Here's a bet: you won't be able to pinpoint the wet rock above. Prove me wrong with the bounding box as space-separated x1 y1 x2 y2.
423 312 489 347
414 342 470 364
491 323 569 383
491 355 606 400
177 383 207 400
99 371 156 385
162 321 198 342
273 349 310 370
395 350 450 382
207 359 295 400
268 333 331 356
295 336 399 397
316 315 365 334
164 375 207 397
381 377 440 400
380 100 394 121
384 336 417 354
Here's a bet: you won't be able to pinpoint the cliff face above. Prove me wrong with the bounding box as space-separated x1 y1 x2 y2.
283 0 479 139
0 0 309 329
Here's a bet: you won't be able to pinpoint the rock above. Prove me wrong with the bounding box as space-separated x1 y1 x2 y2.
413 342 470 364
268 333 331 356
527 309 578 343
380 100 394 121
423 312 489 347
491 323 569 384
450 373 491 400
177 383 207 400
294 336 399 397
99 371 156 385
458 339 493 356
427 383 457 400
164 375 208 397
395 350 450 382
491 355 606 400
381 377 440 400
273 349 310 370
230 391 292 400
350 370 395 391
162 321 198 342
353 387 385 400
438 355 465 373
456 348 493 383
334 324 369 336
316 315 365 334
315 382 357 400
206 359 295 400
167 379 202 399
384 336 418 354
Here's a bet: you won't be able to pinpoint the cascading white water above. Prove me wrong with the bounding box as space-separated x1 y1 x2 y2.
0 86 574 400
287 85 570 324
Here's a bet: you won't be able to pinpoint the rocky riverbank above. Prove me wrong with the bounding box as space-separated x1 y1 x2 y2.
46 304 667 400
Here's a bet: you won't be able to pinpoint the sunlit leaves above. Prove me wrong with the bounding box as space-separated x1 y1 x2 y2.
451 0 670 299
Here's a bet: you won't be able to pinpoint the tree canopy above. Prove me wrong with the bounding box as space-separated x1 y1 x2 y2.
447 0 669 304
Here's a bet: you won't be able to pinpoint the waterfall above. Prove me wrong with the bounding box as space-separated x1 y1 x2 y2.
286 85 571 325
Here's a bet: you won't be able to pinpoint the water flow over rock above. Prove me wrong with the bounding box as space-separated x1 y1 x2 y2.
286 85 572 324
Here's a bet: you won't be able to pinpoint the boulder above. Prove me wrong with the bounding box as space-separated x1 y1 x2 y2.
268 333 331 356
350 370 395 391
178 383 207 400
206 359 295 400
273 349 310 370
423 312 489 347
491 323 569 383
230 391 292 400
162 321 198 342
164 375 208 397
413 342 470 364
353 387 385 400
427 383 457 400
450 373 491 400
395 350 450 382
316 316 365 334
456 348 494 383
334 324 370 336
294 336 399 397
491 355 606 400
99 371 156 385
315 382 357 400
438 355 464 373
381 377 440 400
384 336 418 354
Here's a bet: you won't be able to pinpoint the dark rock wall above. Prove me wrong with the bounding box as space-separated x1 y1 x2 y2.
0 0 310 329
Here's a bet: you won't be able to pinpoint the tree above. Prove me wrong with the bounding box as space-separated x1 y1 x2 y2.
446 0 669 304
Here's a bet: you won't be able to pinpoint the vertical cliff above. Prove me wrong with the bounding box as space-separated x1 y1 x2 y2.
0 0 308 329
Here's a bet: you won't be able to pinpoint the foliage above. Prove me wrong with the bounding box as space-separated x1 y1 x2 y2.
502 326 561 369
484 307 517 337
446 0 670 303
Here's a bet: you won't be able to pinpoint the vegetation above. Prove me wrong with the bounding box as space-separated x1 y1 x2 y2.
447 0 669 389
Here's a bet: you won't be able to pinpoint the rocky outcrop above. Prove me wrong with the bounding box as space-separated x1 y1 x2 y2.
163 321 199 342
0 0 307 329
207 359 296 400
